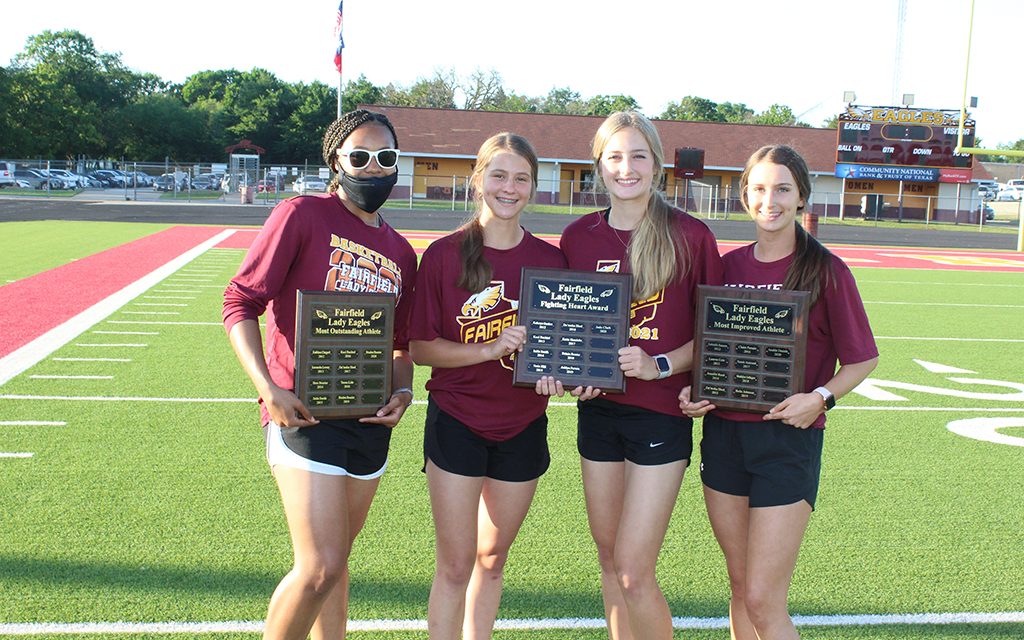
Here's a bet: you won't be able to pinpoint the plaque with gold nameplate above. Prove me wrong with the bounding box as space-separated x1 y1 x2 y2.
294 290 394 419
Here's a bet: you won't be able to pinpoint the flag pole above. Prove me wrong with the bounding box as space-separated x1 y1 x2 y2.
334 1 344 117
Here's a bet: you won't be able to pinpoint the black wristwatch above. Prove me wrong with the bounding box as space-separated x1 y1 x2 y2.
813 386 836 410
654 354 671 379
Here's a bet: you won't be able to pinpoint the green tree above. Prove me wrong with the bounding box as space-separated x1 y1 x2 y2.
119 93 208 161
7 29 161 158
583 94 641 117
401 69 458 109
660 96 723 122
460 69 504 110
541 87 584 114
488 90 540 113
716 101 755 123
821 114 839 128
181 70 241 105
754 103 799 126
285 81 337 163
220 68 296 157
341 74 383 113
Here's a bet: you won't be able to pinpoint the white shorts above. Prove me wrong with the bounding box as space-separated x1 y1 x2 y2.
265 421 388 480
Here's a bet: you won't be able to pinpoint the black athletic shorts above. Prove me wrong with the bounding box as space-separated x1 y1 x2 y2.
424 396 550 482
266 418 393 479
577 396 693 465
699 413 824 509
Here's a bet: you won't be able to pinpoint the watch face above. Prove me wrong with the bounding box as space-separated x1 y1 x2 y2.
656 356 670 373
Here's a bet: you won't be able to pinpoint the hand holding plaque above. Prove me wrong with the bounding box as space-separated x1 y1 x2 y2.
294 291 395 419
692 286 809 412
513 267 632 393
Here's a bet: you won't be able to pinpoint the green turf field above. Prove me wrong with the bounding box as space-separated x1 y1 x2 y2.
0 221 173 284
1 227 1022 639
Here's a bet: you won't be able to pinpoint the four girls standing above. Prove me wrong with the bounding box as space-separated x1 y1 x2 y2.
227 109 877 638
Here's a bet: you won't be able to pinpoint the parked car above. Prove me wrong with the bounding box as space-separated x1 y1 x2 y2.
1007 179 1024 189
292 175 327 194
13 169 61 189
152 175 178 191
47 169 89 188
84 170 115 188
124 171 153 187
0 161 17 188
996 185 1023 201
90 169 127 188
977 183 997 201
977 203 995 221
192 175 214 190
256 179 277 193
35 169 76 189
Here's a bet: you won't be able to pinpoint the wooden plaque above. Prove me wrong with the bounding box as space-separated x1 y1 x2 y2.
294 290 395 419
693 286 809 412
513 267 632 393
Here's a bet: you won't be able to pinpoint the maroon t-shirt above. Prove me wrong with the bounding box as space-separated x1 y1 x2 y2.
223 194 418 425
714 243 878 427
410 228 567 441
560 208 724 416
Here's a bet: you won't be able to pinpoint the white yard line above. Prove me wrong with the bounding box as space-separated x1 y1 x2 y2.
0 421 65 426
857 280 1024 287
2 395 1023 413
0 452 33 459
875 336 1024 343
1 611 1023 635
52 358 130 362
864 301 1024 308
106 321 223 326
0 229 237 386
29 375 113 380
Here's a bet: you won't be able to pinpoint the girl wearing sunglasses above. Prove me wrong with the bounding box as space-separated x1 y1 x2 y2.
224 109 417 640
409 133 566 640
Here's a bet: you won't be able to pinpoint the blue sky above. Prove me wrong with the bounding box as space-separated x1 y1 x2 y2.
3 0 1020 145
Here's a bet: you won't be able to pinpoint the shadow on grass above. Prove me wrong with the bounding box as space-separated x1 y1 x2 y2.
0 554 278 600
0 553 724 623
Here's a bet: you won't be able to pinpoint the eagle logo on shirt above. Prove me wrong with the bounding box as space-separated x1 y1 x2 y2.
460 283 508 317
457 281 519 371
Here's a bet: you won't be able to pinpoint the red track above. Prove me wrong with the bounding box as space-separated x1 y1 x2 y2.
1 226 1021 361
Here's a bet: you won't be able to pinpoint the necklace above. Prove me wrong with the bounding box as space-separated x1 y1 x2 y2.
605 209 631 251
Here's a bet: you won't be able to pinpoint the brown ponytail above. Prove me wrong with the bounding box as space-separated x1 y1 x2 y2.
457 217 492 292
740 144 834 306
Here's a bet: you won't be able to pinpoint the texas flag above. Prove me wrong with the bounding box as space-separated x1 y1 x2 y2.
333 1 344 74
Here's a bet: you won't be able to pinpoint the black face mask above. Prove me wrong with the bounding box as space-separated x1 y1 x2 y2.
340 171 397 213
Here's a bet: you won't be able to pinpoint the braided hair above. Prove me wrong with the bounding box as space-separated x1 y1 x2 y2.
321 109 399 194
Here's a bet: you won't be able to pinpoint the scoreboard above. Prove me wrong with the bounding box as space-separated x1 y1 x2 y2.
836 106 974 169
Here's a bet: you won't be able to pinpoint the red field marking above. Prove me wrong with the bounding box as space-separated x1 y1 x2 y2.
224 230 1024 272
5 228 1018 364
0 226 227 358
215 229 260 249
